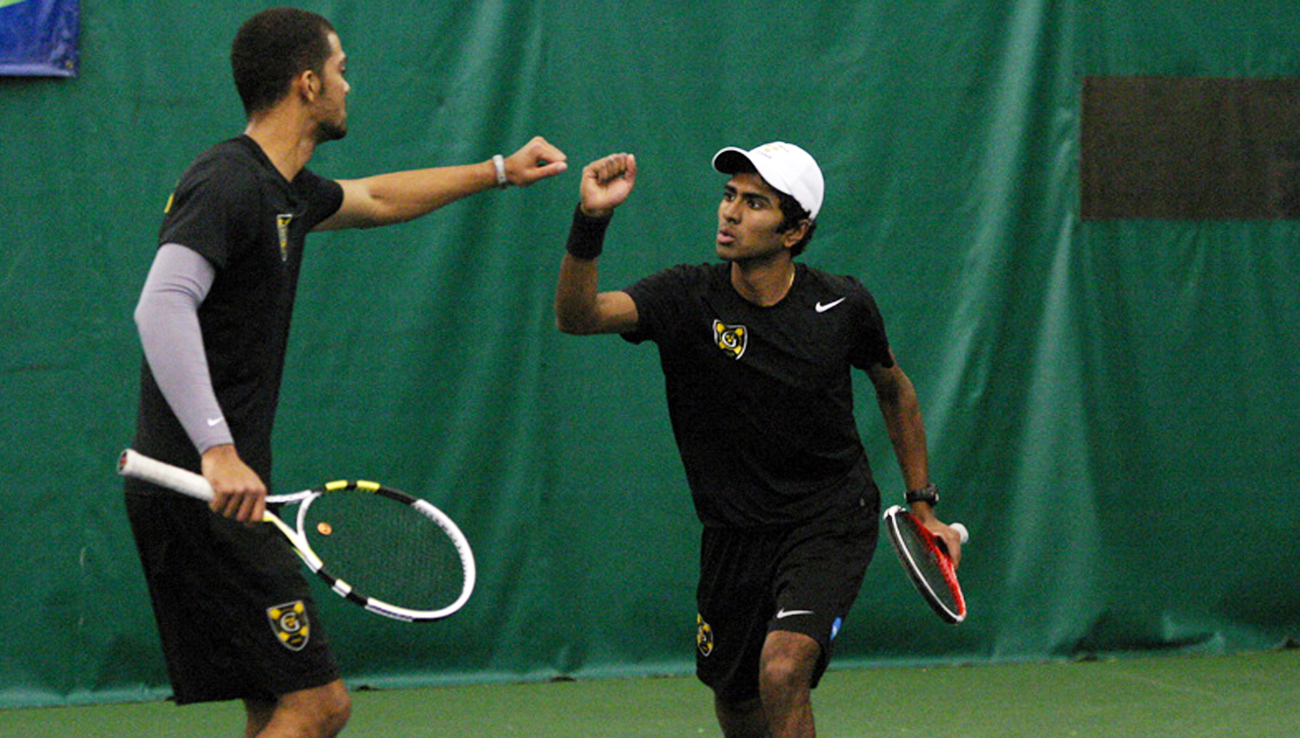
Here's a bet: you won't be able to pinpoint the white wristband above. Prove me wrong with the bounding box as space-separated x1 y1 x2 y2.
492 154 508 189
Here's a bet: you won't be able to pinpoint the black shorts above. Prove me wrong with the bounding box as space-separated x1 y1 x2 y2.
694 494 879 704
126 492 340 705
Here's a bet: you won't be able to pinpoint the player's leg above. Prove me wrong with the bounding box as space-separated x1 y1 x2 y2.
127 493 345 731
757 495 878 738
697 527 777 738
758 630 820 738
245 679 351 738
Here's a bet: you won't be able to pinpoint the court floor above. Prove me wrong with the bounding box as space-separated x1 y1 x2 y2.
2 649 1295 737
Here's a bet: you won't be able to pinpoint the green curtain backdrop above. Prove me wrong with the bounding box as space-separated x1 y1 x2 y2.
2 0 1297 708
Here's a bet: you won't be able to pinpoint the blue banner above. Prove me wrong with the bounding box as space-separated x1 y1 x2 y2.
0 0 79 77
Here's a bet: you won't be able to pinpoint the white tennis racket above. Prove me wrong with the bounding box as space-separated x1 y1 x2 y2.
119 448 476 622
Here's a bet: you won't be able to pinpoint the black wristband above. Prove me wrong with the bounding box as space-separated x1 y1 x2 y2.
565 204 611 260
905 482 939 507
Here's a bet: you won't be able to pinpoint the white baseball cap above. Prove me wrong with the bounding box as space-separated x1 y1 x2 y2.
712 141 824 220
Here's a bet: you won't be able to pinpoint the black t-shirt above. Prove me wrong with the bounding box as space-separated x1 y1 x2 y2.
623 261 893 528
128 136 343 492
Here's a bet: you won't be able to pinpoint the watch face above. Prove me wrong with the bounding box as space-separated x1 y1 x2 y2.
906 485 938 505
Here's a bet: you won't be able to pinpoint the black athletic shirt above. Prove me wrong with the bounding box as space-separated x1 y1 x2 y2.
128 136 344 493
623 261 893 528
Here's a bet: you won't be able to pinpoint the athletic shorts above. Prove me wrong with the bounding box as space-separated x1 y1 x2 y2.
694 493 879 704
126 492 340 705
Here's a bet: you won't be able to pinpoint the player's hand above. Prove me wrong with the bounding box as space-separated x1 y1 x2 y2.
503 136 569 186
579 153 637 218
201 444 267 525
914 504 963 567
932 521 963 568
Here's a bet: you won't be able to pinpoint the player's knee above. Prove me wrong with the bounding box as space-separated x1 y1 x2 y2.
315 689 352 737
284 682 351 738
759 654 806 697
758 636 818 699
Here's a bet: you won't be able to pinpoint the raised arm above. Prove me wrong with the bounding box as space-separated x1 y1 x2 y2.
554 153 640 335
316 136 567 231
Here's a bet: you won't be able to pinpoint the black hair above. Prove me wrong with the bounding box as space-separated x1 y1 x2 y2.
775 192 816 256
230 7 336 117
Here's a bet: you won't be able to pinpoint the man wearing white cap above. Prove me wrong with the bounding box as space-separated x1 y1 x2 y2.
555 144 961 738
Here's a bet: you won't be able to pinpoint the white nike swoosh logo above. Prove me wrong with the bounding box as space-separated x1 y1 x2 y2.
207 417 225 427
776 608 815 619
815 298 846 313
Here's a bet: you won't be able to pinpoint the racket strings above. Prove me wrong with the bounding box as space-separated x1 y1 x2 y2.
300 491 467 611
898 516 963 612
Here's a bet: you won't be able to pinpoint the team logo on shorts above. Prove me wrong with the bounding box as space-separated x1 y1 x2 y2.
267 600 310 652
696 613 714 657
712 320 748 360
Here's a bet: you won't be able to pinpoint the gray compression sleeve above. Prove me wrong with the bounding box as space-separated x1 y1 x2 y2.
133 243 234 453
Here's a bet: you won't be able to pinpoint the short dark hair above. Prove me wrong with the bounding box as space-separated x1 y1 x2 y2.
231 8 336 117
775 192 816 256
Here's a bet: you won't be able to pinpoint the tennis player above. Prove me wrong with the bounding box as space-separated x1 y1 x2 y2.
554 145 962 738
125 8 566 737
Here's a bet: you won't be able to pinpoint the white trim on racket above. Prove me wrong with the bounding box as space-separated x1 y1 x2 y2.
883 504 968 625
118 448 475 622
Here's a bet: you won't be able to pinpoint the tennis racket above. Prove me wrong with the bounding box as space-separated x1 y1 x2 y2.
118 448 476 622
883 504 969 625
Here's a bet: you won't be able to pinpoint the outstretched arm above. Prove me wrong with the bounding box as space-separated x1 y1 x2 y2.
316 136 568 231
554 153 640 335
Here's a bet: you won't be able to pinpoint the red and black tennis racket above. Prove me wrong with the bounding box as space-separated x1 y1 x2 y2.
883 505 969 624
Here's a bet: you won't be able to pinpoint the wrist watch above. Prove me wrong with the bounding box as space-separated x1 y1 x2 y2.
905 482 939 507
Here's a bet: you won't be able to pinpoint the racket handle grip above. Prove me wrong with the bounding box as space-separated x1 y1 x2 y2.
950 522 970 544
118 448 216 502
